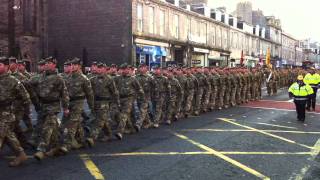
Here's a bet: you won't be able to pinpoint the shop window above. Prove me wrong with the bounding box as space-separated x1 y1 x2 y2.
137 3 143 32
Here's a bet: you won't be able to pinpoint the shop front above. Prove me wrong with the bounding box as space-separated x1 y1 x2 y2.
135 45 167 68
208 50 224 67
191 47 209 67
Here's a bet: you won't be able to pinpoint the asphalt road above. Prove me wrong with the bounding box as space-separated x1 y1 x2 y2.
1 88 320 180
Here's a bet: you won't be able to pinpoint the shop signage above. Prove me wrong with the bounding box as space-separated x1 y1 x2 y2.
193 48 209 54
192 60 202 64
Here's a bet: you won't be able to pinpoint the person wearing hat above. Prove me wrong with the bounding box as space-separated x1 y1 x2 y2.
304 67 320 111
289 75 314 122
59 57 94 154
18 59 31 79
32 56 70 161
0 57 31 167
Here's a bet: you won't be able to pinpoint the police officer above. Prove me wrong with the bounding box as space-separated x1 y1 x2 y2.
288 75 314 122
304 67 320 111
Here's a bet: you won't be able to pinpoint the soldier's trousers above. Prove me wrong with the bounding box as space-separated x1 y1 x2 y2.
0 120 24 154
37 113 60 152
230 87 237 106
137 100 151 128
184 90 194 116
166 96 177 121
152 94 166 124
257 84 262 99
246 84 251 101
117 97 135 134
250 84 256 100
194 88 204 113
90 108 112 140
209 87 217 110
202 88 211 111
224 89 231 107
13 111 28 145
61 112 84 150
218 87 226 108
272 81 278 94
236 87 242 104
23 107 33 130
241 86 247 103
176 93 184 117
267 81 273 95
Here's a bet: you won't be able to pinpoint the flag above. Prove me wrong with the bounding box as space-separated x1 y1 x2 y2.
266 48 271 68
240 50 244 66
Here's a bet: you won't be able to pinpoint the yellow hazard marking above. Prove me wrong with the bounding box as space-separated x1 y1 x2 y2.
80 154 105 180
255 122 298 129
217 118 314 150
180 129 320 134
174 133 270 180
291 138 320 180
84 151 312 157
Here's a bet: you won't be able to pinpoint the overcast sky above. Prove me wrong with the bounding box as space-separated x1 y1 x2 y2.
207 0 319 41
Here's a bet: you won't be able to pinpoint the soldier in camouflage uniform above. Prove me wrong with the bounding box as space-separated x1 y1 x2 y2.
193 67 206 115
164 69 182 124
184 68 197 117
114 64 144 139
174 67 187 118
223 69 231 108
135 64 154 129
202 68 212 112
0 57 31 167
59 58 94 153
250 69 256 100
151 66 170 127
209 68 219 110
241 69 248 103
217 70 227 109
109 64 121 128
8 57 33 146
230 69 238 107
31 57 69 161
235 69 243 105
18 59 32 79
86 63 120 146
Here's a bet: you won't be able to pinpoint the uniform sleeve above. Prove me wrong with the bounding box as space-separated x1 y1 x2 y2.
288 84 294 93
109 78 120 107
306 85 314 95
59 77 70 110
133 78 145 100
83 76 95 111
16 81 31 107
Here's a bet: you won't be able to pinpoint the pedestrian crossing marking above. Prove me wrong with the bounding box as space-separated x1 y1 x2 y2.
252 122 298 129
217 118 314 150
173 132 270 180
80 154 105 180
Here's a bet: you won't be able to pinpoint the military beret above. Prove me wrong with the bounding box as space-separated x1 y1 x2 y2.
97 62 105 68
70 57 81 65
119 63 128 69
17 60 26 64
45 56 57 64
64 59 71 66
8 57 17 63
37 59 46 65
110 64 117 68
0 56 9 65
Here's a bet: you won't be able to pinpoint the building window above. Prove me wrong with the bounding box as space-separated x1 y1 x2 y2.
159 10 165 36
212 25 216 46
137 3 143 32
149 7 155 34
173 14 179 38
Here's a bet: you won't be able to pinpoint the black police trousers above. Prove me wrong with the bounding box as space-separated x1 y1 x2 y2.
306 87 318 110
295 100 307 121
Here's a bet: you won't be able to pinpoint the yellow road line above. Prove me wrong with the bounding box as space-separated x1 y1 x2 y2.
290 138 320 180
218 118 314 150
180 129 320 134
85 151 312 157
255 122 298 129
174 132 270 180
80 154 105 180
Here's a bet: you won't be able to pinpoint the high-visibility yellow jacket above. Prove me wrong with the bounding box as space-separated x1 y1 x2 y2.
304 73 320 88
288 82 314 100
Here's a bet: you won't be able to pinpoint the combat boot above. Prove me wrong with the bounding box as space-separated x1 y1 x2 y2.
34 151 45 161
9 151 28 167
85 138 95 147
115 133 123 140
45 147 62 157
59 146 69 155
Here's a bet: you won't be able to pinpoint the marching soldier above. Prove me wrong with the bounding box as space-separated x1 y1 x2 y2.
0 57 31 167
209 68 219 110
202 68 212 112
304 67 320 111
183 68 196 118
165 69 182 124
59 58 94 153
32 57 70 161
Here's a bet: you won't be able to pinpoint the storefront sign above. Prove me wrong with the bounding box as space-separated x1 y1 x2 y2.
192 60 202 64
193 48 209 54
